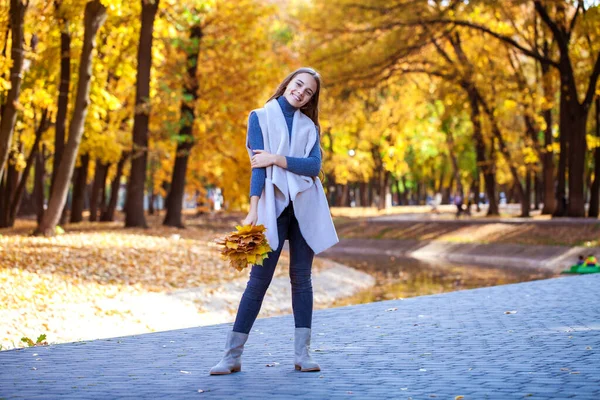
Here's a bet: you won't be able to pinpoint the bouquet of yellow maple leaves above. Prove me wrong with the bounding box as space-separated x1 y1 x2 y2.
215 224 272 271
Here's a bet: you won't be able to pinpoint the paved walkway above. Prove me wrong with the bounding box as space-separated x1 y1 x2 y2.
1 274 599 399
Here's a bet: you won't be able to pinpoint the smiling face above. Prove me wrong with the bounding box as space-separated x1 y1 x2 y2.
283 72 318 109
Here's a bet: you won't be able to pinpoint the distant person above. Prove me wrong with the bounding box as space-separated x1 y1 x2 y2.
454 193 464 218
431 192 442 213
585 254 598 267
576 255 585 266
209 67 338 375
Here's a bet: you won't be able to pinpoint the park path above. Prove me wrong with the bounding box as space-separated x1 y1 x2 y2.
1 274 598 399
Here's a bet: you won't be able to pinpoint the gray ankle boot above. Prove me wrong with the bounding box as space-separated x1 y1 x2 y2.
294 328 320 372
209 331 249 375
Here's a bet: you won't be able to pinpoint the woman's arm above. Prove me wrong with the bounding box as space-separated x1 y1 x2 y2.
251 132 322 177
285 136 321 176
248 112 266 197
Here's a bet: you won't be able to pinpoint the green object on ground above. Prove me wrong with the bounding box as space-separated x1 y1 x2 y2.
561 264 600 274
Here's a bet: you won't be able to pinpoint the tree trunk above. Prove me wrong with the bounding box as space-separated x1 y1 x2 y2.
436 163 445 194
125 0 160 228
359 181 367 207
522 168 532 218
162 142 193 226
0 175 7 225
163 25 202 228
100 151 128 221
528 1 600 217
589 96 600 218
51 12 71 196
70 153 90 223
0 0 28 182
0 148 20 226
35 1 107 235
339 183 349 207
523 116 543 213
150 190 157 214
534 2 599 217
468 89 498 215
540 60 556 215
505 184 514 204
89 159 108 221
566 107 588 217
390 176 399 206
554 90 568 216
446 130 463 198
33 144 46 223
5 110 50 226
534 171 541 210
476 91 528 216
473 167 481 212
378 170 390 209
400 176 409 205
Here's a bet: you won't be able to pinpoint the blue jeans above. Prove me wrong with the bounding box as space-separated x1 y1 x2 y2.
233 203 314 334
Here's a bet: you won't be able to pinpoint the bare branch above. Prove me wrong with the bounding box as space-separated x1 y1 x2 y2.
321 15 558 68
583 51 600 109
344 0 415 14
534 0 568 52
431 35 455 66
567 0 583 39
437 18 557 67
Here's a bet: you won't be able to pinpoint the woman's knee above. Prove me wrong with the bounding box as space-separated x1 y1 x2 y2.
290 270 313 292
245 276 271 298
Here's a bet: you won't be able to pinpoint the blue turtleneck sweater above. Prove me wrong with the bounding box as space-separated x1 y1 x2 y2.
248 96 321 197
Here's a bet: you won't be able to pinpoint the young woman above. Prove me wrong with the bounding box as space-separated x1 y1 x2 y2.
210 67 338 375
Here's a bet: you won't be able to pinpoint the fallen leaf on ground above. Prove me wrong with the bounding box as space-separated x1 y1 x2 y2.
0 218 305 350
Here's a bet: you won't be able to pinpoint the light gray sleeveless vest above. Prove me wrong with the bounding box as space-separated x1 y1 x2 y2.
246 99 338 254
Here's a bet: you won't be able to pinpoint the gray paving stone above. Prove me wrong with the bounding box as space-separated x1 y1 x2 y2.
1 274 599 399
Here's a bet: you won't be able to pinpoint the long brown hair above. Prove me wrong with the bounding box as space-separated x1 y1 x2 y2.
267 67 322 133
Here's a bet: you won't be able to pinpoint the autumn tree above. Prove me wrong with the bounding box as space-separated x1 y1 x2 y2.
163 22 202 228
50 0 72 199
35 0 107 236
0 0 29 182
431 0 600 217
124 0 160 228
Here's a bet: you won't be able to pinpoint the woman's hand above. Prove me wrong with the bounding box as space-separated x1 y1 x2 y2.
251 150 275 168
242 196 259 226
241 209 258 226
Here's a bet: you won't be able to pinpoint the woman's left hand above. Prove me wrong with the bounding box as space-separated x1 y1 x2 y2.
251 149 275 168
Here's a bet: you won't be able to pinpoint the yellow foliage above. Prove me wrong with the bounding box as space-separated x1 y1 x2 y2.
588 134 600 150
215 224 272 271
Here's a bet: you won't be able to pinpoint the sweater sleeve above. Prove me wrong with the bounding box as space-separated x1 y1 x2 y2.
248 111 266 197
285 130 322 177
